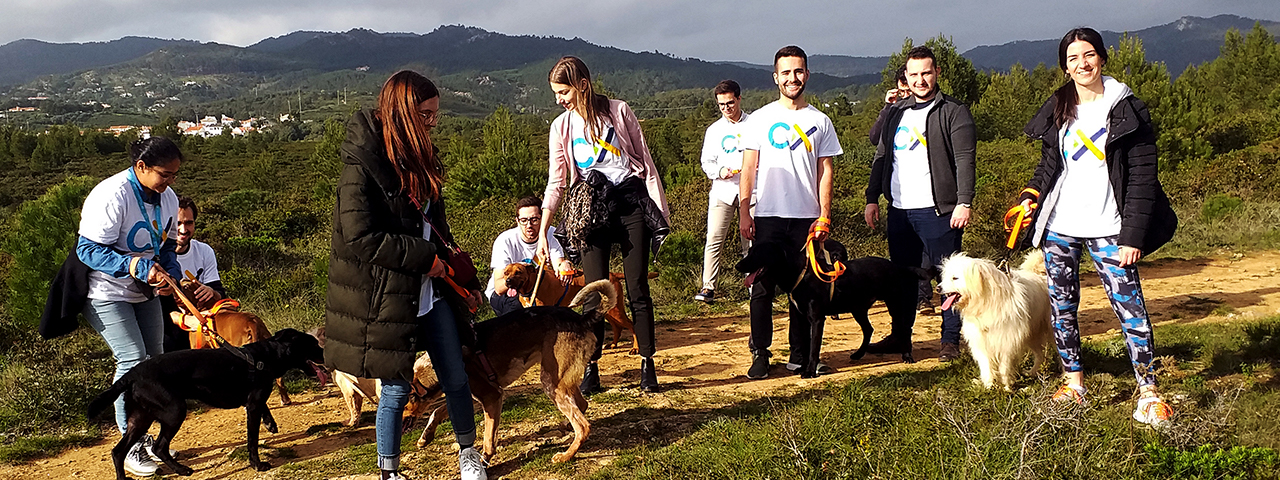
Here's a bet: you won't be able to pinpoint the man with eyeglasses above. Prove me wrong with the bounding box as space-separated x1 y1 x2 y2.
486 196 572 316
694 80 752 303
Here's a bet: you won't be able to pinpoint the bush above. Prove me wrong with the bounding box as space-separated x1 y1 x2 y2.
0 176 97 333
1201 194 1244 222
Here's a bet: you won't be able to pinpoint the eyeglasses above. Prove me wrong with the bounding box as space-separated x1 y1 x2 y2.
717 100 738 108
418 110 438 123
517 216 542 226
151 167 179 180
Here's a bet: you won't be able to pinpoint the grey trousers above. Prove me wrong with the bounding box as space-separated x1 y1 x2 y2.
701 196 751 290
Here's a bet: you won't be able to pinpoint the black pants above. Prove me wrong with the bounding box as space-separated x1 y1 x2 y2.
488 291 522 317
748 216 815 362
582 200 656 359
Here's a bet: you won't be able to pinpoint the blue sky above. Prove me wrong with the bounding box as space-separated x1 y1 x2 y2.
2 0 1276 63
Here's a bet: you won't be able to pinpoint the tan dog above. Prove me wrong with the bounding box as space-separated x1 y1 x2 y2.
402 280 616 463
169 281 295 405
309 326 382 427
502 262 653 354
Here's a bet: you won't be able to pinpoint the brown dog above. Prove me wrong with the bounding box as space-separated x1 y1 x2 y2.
170 281 295 405
502 262 653 354
402 280 615 463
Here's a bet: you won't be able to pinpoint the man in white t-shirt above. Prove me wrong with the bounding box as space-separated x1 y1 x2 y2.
162 197 227 351
865 46 977 362
487 196 572 316
695 79 752 303
738 45 843 380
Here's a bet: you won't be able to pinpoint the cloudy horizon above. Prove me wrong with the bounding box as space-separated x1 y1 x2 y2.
2 1 1276 64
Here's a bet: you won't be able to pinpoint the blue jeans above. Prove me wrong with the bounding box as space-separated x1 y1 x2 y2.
376 298 477 470
886 207 963 344
83 298 164 433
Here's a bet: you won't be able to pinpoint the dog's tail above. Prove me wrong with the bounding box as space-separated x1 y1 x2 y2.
87 377 130 418
568 279 617 318
1018 250 1047 278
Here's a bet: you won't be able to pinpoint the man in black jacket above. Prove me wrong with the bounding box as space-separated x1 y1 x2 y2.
864 46 977 362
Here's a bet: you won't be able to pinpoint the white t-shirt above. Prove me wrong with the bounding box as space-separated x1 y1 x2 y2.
701 112 751 206
79 168 180 303
890 99 937 209
741 102 843 218
418 201 440 317
1047 98 1120 238
568 112 633 185
485 227 566 297
176 239 220 285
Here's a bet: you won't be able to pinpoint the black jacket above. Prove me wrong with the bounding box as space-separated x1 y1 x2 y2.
324 108 481 382
866 93 977 215
1019 91 1177 253
39 250 91 339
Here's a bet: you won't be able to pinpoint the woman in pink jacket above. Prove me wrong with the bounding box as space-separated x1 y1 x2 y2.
537 56 670 394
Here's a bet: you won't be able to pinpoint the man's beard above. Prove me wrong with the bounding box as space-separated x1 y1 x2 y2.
781 82 806 100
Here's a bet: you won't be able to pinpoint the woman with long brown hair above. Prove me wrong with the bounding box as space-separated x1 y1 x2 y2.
325 70 487 480
539 56 670 394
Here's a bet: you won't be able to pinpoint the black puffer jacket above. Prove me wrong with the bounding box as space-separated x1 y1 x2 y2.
324 108 480 382
1019 87 1177 253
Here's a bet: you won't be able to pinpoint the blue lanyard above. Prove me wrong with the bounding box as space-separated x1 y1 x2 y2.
125 168 165 253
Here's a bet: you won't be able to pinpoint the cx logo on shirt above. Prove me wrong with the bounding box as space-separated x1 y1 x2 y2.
721 134 740 154
1065 127 1107 161
127 220 168 252
571 126 622 168
893 127 927 151
768 123 817 151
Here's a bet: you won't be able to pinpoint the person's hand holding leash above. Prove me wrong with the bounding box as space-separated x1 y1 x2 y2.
464 289 482 311
811 217 831 243
555 259 575 285
147 264 175 296
427 257 448 278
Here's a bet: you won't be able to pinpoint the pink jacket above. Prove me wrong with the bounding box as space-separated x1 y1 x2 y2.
543 99 670 223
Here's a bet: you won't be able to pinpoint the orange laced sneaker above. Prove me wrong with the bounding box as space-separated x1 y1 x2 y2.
1134 395 1173 427
1051 384 1087 405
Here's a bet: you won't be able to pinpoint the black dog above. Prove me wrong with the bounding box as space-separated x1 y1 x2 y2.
737 238 927 378
88 328 327 479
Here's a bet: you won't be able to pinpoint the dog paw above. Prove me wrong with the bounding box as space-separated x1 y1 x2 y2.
252 461 272 471
551 452 572 463
849 350 866 361
264 422 279 434
416 439 427 449
176 465 194 476
902 354 915 364
799 372 818 379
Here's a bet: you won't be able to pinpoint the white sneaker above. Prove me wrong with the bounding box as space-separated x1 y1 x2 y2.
459 446 488 480
785 362 831 374
139 433 178 462
123 441 159 477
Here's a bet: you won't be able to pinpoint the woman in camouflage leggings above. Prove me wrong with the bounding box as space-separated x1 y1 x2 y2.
1015 28 1178 426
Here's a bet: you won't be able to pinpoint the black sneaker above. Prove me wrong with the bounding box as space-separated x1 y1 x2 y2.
580 361 602 395
746 353 770 379
693 288 715 303
938 342 962 362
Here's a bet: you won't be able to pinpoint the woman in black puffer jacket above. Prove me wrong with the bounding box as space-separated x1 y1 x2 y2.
324 70 487 480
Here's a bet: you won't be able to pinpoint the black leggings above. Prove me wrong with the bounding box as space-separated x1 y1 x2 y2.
581 200 656 359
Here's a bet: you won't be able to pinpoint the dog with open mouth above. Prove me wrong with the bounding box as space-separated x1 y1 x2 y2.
88 328 328 479
938 252 1053 391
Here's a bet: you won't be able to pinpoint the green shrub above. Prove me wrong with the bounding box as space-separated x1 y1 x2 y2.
1201 194 1245 221
1144 444 1279 480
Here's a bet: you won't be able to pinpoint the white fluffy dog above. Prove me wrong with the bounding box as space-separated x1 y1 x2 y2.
938 252 1053 391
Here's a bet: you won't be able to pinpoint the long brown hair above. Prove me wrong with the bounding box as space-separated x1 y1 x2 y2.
377 70 443 204
1052 27 1109 129
549 56 611 142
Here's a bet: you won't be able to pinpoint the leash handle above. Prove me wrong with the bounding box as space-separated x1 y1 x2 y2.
163 274 208 325
1003 202 1037 250
528 261 545 307
805 233 845 284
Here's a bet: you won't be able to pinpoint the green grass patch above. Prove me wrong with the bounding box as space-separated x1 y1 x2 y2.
0 433 98 463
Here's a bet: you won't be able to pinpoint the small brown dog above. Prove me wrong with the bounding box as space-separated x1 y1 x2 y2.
502 262 652 354
170 281 295 405
308 326 381 427
402 280 615 463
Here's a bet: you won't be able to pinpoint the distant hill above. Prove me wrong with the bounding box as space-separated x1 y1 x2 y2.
963 15 1280 73
721 54 890 78
0 36 199 85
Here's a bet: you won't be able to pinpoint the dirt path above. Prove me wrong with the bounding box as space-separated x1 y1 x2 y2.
8 251 1280 480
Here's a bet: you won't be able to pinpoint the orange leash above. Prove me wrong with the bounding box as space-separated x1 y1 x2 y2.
161 274 221 348
804 232 845 284
1003 202 1038 249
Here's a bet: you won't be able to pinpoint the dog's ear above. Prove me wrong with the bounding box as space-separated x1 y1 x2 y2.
821 239 848 263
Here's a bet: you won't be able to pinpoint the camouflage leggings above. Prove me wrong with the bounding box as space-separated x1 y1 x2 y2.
1043 231 1157 387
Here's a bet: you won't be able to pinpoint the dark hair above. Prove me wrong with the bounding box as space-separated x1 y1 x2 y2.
129 137 183 167
177 196 198 220
894 65 908 86
1052 27 1109 129
713 80 741 98
377 70 443 204
549 56 611 143
774 45 807 70
906 46 936 67
515 196 542 211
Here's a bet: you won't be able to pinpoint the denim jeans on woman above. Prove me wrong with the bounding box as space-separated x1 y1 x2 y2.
376 297 477 471
83 297 164 433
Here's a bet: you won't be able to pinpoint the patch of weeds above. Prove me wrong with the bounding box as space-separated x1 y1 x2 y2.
0 433 98 463
501 392 556 424
1144 443 1279 480
1212 304 1237 316
305 422 344 435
